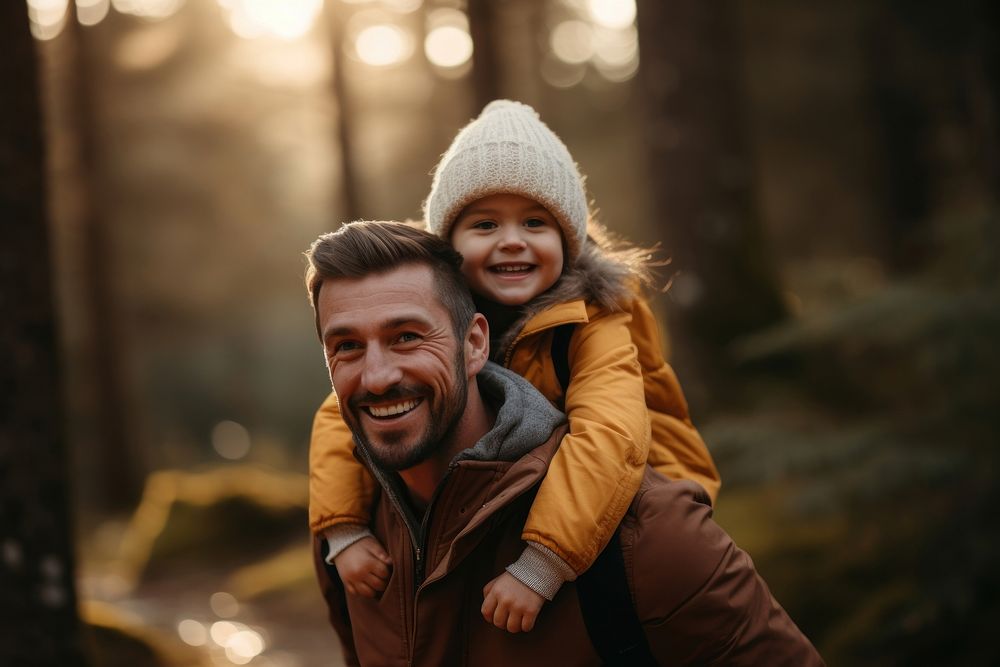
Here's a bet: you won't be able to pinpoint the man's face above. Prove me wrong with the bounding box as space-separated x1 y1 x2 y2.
318 264 471 470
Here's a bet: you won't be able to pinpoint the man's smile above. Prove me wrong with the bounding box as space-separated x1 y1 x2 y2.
364 398 423 419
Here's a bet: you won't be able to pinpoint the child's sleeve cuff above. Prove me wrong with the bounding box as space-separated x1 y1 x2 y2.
322 524 374 565
505 542 577 601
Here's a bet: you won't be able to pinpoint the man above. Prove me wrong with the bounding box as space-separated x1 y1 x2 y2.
305 221 823 666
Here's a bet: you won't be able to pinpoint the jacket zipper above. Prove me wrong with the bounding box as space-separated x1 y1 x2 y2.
363 462 456 663
413 473 449 584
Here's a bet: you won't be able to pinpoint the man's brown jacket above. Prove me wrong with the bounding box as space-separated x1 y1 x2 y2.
314 364 823 666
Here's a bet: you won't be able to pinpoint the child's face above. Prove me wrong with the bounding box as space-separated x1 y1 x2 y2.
450 193 564 306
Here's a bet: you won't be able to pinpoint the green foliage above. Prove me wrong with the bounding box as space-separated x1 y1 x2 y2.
711 211 1000 665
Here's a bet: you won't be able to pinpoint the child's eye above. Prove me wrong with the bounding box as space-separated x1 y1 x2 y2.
471 219 497 231
525 217 548 228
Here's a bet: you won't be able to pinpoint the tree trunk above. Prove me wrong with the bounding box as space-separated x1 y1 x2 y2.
866 0 999 272
325 0 362 223
636 0 786 389
0 3 87 664
468 0 503 109
64 11 144 512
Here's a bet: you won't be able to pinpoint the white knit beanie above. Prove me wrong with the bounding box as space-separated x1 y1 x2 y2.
424 100 590 263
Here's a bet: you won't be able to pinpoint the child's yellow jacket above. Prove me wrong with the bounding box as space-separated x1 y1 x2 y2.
309 248 720 574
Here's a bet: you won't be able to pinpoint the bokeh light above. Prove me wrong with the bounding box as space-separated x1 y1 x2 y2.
209 620 239 646
425 6 466 30
424 26 472 69
76 0 110 26
383 0 422 13
219 0 322 41
550 20 593 65
546 4 639 86
592 24 637 67
211 420 251 460
423 7 472 71
2 539 23 569
593 54 639 83
27 0 69 41
354 24 412 67
592 23 638 82
112 0 185 20
225 629 266 663
210 591 240 618
586 0 635 29
177 618 208 646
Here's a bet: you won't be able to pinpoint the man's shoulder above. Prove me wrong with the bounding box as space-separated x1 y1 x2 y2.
627 467 716 532
625 469 735 610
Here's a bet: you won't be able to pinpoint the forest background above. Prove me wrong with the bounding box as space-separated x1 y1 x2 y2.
2 0 998 665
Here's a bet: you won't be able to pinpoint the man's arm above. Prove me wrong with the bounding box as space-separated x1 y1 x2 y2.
630 477 825 666
312 536 360 666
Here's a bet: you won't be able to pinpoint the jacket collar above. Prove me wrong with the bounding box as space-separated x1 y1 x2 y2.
492 240 640 360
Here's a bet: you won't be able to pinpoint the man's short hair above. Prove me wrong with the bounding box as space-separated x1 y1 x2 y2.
305 220 476 340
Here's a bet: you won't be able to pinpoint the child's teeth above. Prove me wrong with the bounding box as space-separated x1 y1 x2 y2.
496 265 530 272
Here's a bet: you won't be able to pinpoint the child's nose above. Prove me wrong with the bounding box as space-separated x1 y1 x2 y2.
498 229 527 251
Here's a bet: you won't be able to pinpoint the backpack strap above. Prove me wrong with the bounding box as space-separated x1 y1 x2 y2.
576 529 658 666
551 323 575 394
551 324 658 664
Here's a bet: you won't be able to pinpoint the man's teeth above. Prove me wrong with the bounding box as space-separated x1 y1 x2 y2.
369 400 419 418
493 264 531 272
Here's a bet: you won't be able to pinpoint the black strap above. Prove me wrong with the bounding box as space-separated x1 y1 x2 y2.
551 323 575 395
552 323 656 664
576 529 658 666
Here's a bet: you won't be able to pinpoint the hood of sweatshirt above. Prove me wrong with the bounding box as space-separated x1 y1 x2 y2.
452 362 565 464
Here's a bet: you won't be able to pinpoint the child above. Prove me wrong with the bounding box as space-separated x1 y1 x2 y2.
311 100 720 632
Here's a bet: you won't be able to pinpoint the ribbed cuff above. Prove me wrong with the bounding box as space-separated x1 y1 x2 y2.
505 542 577 601
323 524 374 565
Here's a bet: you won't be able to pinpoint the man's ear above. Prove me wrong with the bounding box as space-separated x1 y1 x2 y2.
464 313 489 376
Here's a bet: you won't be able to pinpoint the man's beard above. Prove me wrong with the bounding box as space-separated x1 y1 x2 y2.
347 351 468 471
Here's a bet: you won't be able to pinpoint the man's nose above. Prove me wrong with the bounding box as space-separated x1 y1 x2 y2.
360 347 403 395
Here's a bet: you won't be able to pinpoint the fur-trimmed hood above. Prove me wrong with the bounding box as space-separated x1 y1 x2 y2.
490 235 654 361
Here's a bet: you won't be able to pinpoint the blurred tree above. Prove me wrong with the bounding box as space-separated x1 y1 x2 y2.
866 0 999 272
968 1 1000 201
468 0 503 108
865 7 933 272
0 3 86 664
61 9 144 512
325 1 362 222
636 0 786 392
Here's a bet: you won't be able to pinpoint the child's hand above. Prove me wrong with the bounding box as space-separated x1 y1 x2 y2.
333 536 392 598
481 571 545 633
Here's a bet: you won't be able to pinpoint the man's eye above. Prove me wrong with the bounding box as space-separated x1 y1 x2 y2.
333 341 361 354
397 332 420 344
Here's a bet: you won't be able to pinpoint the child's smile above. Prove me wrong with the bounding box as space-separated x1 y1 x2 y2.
451 193 565 306
490 262 535 275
